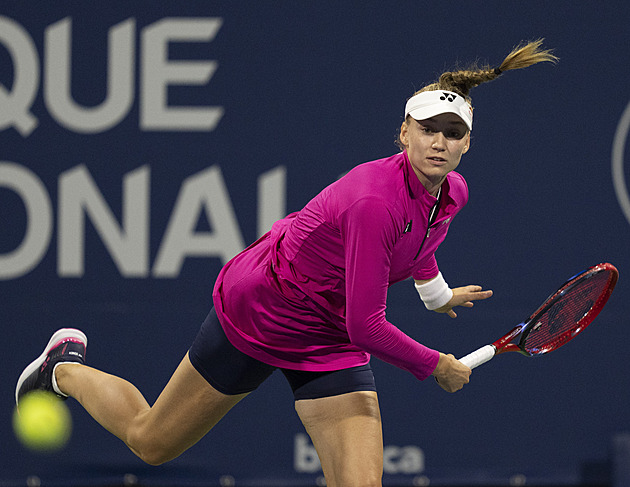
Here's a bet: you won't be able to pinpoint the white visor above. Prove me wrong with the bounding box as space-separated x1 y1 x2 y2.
404 90 473 131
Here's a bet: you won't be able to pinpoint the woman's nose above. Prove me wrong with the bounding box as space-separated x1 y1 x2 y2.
431 132 446 149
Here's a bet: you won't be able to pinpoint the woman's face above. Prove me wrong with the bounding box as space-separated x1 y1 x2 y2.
399 113 470 194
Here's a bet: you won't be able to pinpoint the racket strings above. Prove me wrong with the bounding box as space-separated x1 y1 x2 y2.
522 271 613 354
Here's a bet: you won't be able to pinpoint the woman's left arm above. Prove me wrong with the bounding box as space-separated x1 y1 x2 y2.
414 277 493 318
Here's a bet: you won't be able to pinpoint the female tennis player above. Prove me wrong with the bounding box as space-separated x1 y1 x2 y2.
17 40 556 487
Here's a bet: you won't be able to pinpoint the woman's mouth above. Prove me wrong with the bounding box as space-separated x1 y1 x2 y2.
427 156 447 165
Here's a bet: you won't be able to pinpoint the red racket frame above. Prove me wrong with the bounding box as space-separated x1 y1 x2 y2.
493 262 618 357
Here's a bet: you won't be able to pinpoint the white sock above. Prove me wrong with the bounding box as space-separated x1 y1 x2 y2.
51 362 73 397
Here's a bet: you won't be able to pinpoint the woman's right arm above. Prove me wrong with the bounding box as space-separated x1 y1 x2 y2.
431 352 471 393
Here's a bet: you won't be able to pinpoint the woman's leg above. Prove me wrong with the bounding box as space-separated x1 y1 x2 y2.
295 391 383 487
56 352 247 465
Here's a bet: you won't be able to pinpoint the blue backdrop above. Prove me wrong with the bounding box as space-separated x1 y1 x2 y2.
2 2 629 486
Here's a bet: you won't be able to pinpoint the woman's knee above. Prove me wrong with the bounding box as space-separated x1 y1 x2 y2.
125 413 179 466
134 447 173 467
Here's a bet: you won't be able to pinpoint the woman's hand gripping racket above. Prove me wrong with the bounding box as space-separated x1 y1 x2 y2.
459 263 619 369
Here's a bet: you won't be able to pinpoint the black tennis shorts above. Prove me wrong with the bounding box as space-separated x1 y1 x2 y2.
188 308 376 400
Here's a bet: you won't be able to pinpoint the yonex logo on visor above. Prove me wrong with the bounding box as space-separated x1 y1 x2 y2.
404 90 473 131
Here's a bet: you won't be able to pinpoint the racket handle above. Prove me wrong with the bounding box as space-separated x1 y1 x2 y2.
459 345 496 369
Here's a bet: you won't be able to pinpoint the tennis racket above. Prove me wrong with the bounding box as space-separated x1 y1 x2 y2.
459 262 619 369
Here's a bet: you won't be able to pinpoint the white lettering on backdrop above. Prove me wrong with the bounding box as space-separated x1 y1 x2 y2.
0 16 287 279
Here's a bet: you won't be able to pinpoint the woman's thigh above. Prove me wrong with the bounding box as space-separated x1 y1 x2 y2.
129 353 248 465
295 391 383 487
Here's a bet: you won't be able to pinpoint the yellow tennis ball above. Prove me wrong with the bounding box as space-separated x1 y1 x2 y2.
13 391 72 452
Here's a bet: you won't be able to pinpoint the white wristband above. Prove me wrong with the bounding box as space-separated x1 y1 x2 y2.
415 272 453 310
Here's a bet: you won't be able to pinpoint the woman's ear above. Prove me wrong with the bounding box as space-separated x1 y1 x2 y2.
462 133 471 153
399 122 409 148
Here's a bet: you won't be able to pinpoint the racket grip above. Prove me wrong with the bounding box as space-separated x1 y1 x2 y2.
459 345 496 369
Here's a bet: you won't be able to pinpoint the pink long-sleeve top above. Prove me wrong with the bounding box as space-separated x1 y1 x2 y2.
213 151 468 380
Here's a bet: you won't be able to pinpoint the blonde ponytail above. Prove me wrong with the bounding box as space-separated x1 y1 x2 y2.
416 39 558 102
395 40 557 149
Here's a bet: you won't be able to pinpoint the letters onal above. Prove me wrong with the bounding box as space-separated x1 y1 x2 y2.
0 163 286 280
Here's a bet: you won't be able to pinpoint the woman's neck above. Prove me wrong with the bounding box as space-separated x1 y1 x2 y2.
412 167 445 197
